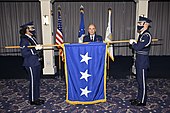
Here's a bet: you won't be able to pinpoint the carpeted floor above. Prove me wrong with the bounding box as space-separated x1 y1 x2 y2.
0 78 170 113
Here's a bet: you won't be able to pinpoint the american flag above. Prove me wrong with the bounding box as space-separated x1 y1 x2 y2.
56 6 64 58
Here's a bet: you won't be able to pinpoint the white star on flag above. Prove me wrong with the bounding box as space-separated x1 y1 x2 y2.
80 86 92 97
80 70 91 82
80 52 92 65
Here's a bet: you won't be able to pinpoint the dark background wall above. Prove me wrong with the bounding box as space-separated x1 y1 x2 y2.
0 56 169 79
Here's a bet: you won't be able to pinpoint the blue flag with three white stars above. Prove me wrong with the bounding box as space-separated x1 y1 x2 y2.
64 43 107 104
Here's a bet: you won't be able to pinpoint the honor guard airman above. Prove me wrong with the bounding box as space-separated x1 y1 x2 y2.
19 21 44 105
129 16 152 106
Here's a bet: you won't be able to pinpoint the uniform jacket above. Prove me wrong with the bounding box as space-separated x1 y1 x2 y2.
132 30 152 69
20 34 41 67
83 33 103 42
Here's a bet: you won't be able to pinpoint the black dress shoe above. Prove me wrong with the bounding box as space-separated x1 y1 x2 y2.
129 99 138 103
130 99 146 106
135 102 146 106
37 99 45 104
30 99 44 105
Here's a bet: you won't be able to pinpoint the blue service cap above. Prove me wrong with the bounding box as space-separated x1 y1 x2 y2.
20 21 34 28
138 16 152 23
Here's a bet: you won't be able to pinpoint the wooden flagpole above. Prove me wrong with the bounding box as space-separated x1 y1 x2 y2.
4 44 61 49
4 38 158 49
108 38 158 44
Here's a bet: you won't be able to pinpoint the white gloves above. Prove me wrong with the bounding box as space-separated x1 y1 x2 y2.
129 39 137 44
35 44 43 50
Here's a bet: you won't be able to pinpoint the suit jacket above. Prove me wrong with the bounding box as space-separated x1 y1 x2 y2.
83 34 103 42
19 35 41 67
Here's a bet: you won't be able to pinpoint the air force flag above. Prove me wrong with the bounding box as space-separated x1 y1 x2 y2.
64 43 107 104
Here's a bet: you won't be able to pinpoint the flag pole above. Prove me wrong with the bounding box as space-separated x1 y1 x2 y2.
109 38 158 44
105 8 114 79
58 49 61 79
107 52 110 78
4 44 61 49
4 38 159 49
78 5 85 43
55 5 64 79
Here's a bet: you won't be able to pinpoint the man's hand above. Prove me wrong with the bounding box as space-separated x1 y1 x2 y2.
129 39 137 44
35 44 43 50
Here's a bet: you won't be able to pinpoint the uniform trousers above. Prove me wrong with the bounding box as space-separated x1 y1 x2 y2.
136 67 148 103
25 65 41 102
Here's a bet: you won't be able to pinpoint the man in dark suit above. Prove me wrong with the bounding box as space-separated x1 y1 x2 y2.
19 21 44 105
129 16 152 106
83 24 103 42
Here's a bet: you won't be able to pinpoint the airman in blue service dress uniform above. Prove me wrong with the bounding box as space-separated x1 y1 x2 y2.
83 24 103 42
129 16 152 106
19 21 44 105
